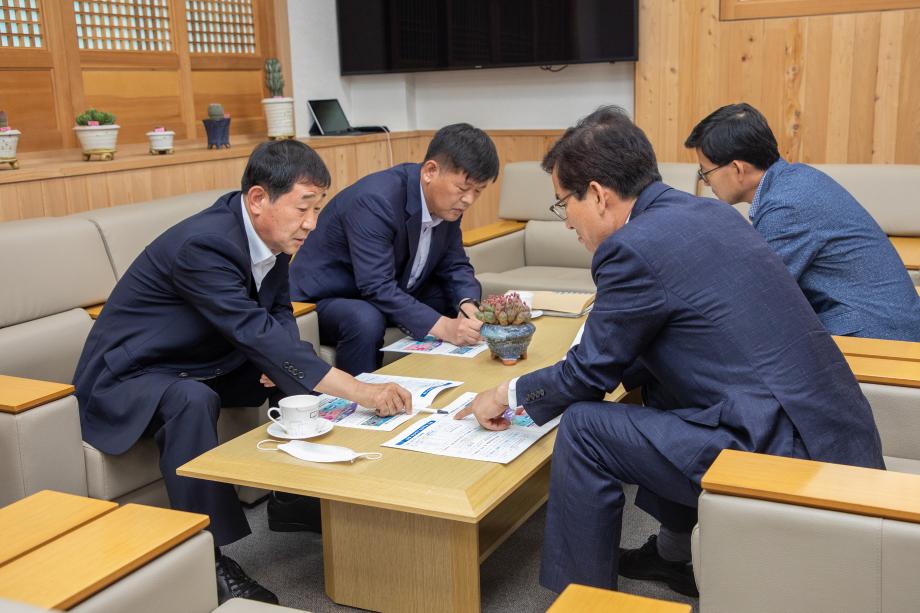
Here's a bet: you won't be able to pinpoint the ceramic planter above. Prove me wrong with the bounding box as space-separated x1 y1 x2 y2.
262 97 295 139
146 130 175 154
74 125 120 161
0 129 20 169
480 322 537 365
203 117 231 149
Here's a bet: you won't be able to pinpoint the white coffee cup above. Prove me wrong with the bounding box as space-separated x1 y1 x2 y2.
268 395 322 437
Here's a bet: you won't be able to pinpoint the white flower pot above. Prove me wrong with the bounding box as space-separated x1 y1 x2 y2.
146 130 175 154
262 97 295 139
74 124 120 160
0 129 20 159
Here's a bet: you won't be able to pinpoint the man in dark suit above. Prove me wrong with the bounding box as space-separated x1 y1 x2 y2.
73 140 410 604
458 107 884 597
289 123 499 375
685 103 920 341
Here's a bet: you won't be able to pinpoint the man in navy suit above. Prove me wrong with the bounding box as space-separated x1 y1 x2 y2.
686 103 920 341
73 141 410 604
289 123 499 375
458 107 884 597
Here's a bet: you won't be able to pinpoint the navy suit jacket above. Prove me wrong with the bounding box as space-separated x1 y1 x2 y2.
73 192 332 455
288 163 481 339
518 182 884 480
751 160 920 340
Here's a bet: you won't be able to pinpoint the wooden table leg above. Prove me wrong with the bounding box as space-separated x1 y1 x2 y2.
323 501 481 613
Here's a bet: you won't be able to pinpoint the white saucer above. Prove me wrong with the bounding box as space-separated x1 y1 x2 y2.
530 309 544 319
267 420 334 440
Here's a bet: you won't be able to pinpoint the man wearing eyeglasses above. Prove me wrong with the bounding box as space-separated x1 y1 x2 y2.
685 103 920 341
458 106 884 598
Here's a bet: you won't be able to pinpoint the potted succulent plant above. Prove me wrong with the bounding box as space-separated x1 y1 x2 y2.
146 125 175 155
0 110 20 169
476 293 536 365
203 102 231 149
74 108 119 161
261 58 294 140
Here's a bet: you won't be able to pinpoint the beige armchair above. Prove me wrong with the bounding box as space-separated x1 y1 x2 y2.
693 450 920 613
0 190 323 508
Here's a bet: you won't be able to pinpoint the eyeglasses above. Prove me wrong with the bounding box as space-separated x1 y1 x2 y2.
697 164 727 186
549 192 575 221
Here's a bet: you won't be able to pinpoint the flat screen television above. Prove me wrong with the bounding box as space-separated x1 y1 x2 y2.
336 0 638 76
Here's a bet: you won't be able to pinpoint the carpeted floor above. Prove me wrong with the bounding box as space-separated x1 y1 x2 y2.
222 484 699 612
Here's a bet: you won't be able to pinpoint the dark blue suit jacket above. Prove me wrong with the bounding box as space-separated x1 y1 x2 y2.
73 192 332 455
288 163 481 339
518 182 884 480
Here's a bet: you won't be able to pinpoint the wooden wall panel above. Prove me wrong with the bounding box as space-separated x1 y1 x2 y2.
637 0 920 165
82 70 186 143
191 70 267 140
0 132 560 230
0 70 64 151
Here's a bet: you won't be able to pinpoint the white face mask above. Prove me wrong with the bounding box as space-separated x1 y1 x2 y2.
257 439 382 463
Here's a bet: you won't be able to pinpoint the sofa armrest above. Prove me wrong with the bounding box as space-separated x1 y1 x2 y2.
462 220 526 247
0 374 74 414
702 449 920 523
84 304 104 320
891 236 920 270
0 375 86 506
548 584 690 612
290 301 316 317
843 354 920 388
834 335 920 362
465 229 526 275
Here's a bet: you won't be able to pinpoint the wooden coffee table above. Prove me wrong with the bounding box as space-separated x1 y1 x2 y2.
179 315 624 613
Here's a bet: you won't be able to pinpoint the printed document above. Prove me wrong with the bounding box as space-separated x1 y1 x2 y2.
316 373 463 431
381 392 561 463
381 335 490 358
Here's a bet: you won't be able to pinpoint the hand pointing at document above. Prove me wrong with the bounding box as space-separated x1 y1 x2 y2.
454 380 521 431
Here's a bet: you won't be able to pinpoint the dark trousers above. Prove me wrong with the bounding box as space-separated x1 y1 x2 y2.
146 362 273 547
316 282 454 376
540 400 807 593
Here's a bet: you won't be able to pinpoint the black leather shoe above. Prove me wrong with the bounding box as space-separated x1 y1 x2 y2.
215 554 278 605
267 491 322 533
618 535 698 597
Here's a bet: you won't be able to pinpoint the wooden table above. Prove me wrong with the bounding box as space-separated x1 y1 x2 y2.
180 316 620 613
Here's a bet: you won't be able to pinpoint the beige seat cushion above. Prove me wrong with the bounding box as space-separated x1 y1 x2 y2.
76 189 224 279
0 308 93 385
814 164 920 236
0 217 115 328
478 267 595 297
524 221 592 269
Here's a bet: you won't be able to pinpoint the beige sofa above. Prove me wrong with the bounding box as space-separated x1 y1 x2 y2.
464 161 701 296
0 190 322 508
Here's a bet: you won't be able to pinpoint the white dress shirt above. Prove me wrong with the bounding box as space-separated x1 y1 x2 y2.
240 195 278 291
407 182 444 289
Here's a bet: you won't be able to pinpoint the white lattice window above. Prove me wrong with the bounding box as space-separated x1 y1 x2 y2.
73 0 172 52
0 0 42 49
185 0 255 55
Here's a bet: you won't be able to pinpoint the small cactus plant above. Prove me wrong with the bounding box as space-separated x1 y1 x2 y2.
0 110 8 129
75 108 116 126
207 103 225 121
476 293 532 326
264 58 284 97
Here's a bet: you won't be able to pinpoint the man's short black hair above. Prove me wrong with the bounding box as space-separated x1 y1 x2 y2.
241 140 331 200
424 123 499 184
542 105 661 199
684 103 780 170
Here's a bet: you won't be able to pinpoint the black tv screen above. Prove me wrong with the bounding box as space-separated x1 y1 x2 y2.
336 0 638 76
